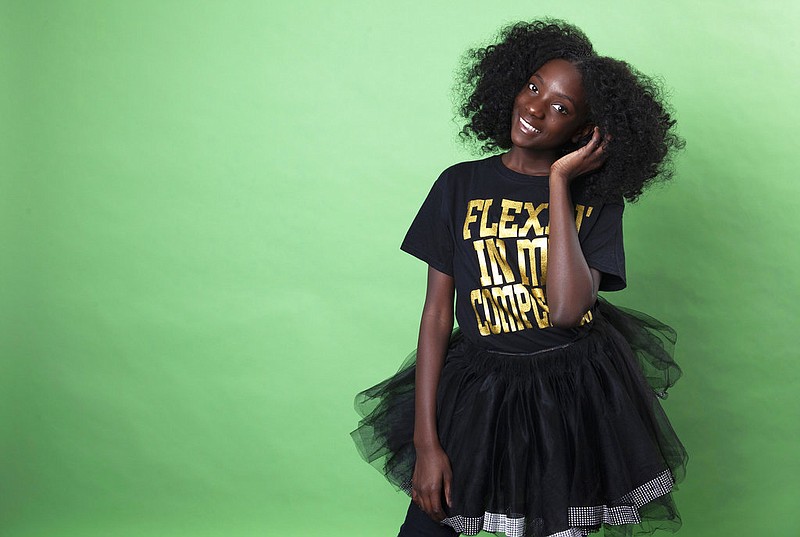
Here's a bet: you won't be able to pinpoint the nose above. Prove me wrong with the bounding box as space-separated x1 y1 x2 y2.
526 99 544 119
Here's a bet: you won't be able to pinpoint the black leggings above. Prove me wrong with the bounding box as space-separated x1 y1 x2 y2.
397 501 459 537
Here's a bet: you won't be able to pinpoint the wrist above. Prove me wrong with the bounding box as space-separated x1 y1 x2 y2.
413 434 441 451
549 170 571 187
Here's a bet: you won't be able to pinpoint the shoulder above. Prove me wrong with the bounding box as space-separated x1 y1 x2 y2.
571 187 625 241
437 156 499 177
571 178 625 213
432 156 499 191
587 201 624 229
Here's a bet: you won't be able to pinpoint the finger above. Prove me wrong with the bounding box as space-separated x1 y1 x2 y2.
578 127 600 151
419 487 430 513
426 489 444 521
417 491 428 516
413 485 428 514
444 472 452 508
577 128 601 155
589 132 611 159
430 498 445 521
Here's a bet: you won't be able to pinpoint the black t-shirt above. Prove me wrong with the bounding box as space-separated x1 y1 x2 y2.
401 155 626 353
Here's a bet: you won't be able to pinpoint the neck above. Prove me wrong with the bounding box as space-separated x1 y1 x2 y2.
501 147 560 176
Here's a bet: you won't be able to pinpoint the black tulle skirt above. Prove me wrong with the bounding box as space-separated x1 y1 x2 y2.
351 298 687 537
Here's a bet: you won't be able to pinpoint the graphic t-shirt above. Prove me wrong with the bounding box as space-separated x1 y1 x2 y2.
401 155 626 353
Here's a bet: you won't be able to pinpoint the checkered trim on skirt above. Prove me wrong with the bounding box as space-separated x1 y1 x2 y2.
442 512 591 537
567 469 674 527
440 470 675 537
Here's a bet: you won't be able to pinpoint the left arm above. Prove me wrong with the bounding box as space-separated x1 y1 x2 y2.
546 127 607 327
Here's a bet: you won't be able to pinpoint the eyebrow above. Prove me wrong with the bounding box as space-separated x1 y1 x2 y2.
532 73 577 108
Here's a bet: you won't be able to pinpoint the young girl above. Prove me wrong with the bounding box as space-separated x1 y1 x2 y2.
352 20 687 537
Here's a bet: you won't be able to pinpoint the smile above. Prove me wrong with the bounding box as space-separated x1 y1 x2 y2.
519 116 541 135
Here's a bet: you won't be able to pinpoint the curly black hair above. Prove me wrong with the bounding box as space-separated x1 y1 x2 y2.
456 20 684 202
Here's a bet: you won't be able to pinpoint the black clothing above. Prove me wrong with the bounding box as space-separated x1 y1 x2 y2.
401 156 625 353
353 157 686 537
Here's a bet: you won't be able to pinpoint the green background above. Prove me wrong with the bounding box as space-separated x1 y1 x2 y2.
2 1 798 536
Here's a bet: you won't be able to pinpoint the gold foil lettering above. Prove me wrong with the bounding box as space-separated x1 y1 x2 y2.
470 289 491 336
517 237 548 287
530 287 550 328
463 200 483 240
574 204 595 232
490 287 513 332
479 199 498 238
498 199 522 238
520 202 548 237
464 197 597 337
485 238 515 285
482 288 503 334
501 284 524 331
473 240 492 287
513 284 534 329
575 204 586 232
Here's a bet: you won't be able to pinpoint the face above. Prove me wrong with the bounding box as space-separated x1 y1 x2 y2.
509 59 590 152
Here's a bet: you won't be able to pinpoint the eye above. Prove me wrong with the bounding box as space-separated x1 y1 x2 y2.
527 82 538 94
553 104 569 115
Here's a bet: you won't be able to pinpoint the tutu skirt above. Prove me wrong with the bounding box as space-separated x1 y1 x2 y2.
351 298 687 537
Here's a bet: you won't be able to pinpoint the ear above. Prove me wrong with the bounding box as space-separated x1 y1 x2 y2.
571 124 594 143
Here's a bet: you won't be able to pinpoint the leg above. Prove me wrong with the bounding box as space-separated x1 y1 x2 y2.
397 501 459 537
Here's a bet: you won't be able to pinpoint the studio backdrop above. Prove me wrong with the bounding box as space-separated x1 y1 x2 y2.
1 1 798 536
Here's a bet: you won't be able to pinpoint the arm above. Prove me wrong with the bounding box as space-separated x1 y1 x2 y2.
411 266 455 521
546 127 607 327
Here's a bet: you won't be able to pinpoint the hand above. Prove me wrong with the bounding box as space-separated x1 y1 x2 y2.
411 444 453 522
550 126 610 182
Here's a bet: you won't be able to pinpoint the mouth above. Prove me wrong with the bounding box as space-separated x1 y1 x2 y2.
518 116 541 135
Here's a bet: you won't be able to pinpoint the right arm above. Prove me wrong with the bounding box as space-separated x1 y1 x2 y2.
411 265 455 521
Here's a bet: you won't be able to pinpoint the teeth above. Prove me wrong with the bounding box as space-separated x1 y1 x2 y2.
519 117 540 134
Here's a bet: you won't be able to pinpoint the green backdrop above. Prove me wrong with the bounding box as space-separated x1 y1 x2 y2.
2 1 798 536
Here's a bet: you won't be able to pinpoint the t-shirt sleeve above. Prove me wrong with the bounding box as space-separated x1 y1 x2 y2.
581 202 626 291
400 175 454 276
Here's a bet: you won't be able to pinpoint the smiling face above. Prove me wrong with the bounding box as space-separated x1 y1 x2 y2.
509 58 591 153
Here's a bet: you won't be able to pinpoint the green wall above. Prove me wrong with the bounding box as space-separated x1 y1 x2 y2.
2 1 798 536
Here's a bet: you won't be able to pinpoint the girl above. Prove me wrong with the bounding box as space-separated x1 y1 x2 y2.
352 20 686 537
